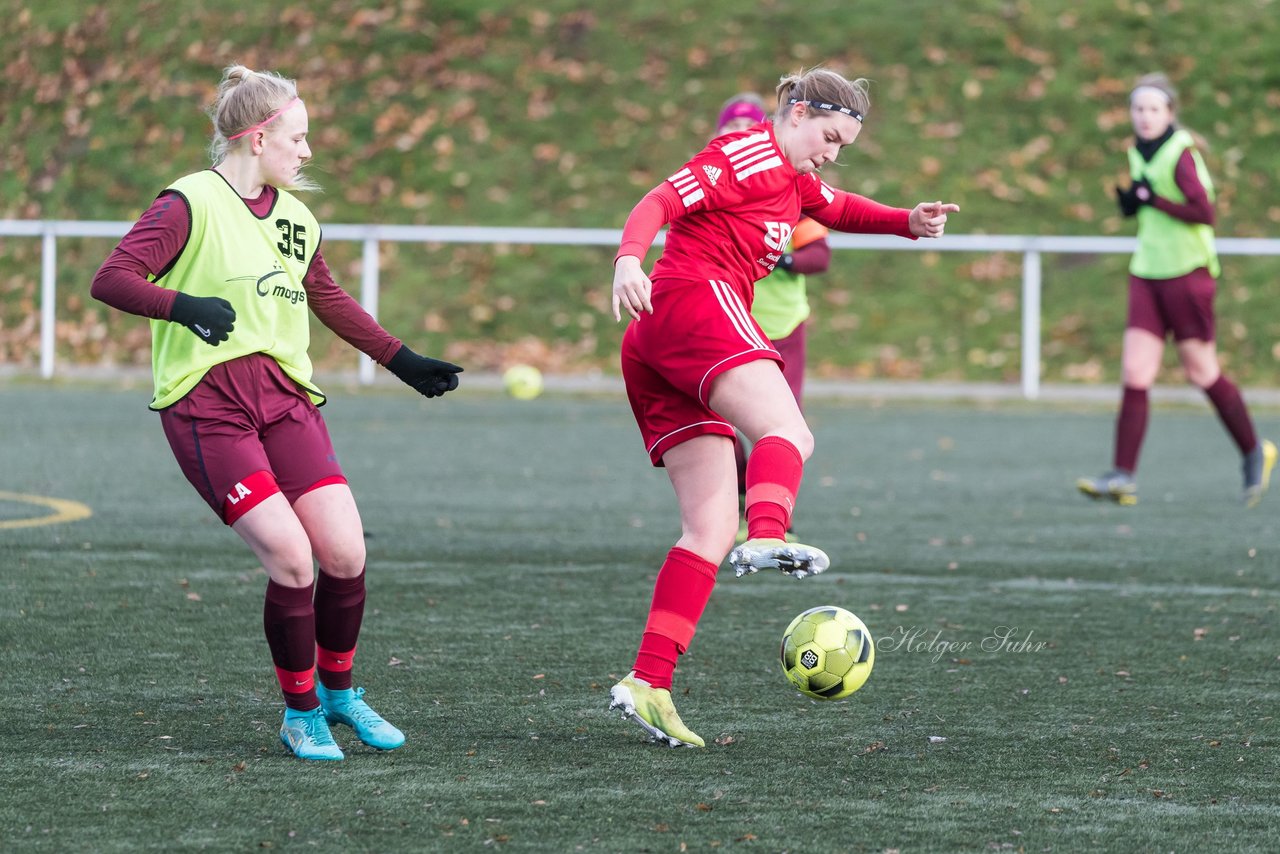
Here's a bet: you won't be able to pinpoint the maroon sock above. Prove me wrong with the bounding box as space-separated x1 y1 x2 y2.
1113 385 1149 473
1204 375 1257 455
734 435 749 497
314 568 366 691
744 435 804 540
633 547 718 690
264 579 318 711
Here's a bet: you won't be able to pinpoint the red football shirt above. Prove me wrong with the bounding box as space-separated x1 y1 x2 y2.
622 122 915 306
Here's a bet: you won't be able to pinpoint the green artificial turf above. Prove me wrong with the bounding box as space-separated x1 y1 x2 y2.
2 385 1277 851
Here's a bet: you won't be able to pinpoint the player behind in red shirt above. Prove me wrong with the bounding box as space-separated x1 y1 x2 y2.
91 65 462 761
716 91 833 541
1076 73 1275 507
607 67 958 747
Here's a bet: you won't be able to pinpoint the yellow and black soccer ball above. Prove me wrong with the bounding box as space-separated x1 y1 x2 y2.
780 605 875 700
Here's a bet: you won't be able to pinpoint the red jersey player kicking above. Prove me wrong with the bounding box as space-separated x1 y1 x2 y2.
607 67 958 747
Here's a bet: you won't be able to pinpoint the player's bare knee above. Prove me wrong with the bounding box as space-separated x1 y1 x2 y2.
262 539 316 584
787 428 815 460
1186 366 1218 388
711 530 738 561
273 565 315 588
680 524 737 564
317 542 366 578
1121 366 1155 389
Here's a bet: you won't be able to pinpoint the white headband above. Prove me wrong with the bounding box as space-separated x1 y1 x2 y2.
1130 85 1172 105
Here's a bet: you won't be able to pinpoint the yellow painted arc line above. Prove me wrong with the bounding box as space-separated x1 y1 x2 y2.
0 491 94 529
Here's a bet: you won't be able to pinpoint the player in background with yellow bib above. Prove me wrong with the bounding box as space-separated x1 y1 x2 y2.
1077 73 1274 507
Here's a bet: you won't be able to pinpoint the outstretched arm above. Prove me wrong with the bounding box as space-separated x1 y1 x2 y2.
303 249 402 363
803 180 959 240
808 190 915 237
906 201 961 238
304 250 462 398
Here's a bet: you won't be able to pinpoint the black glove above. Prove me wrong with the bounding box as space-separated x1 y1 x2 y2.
170 292 236 346
1115 179 1153 218
1132 177 1154 206
775 253 794 273
386 345 463 398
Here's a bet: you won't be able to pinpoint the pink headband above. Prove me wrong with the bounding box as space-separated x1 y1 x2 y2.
717 100 767 131
227 96 301 141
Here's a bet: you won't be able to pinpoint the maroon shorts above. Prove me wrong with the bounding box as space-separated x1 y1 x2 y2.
771 321 807 408
158 353 346 524
1126 267 1217 342
622 278 782 466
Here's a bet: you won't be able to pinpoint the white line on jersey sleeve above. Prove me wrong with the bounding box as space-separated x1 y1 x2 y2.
668 167 706 208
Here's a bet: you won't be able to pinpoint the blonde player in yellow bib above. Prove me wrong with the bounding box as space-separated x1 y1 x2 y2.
93 65 463 760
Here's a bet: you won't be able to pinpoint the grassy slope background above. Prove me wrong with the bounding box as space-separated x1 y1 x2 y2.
3 0 1280 384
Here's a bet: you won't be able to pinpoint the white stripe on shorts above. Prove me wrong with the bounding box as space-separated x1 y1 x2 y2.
697 280 777 402
709 280 770 351
647 419 733 457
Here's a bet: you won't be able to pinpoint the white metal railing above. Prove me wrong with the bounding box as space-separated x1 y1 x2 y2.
5 219 1280 398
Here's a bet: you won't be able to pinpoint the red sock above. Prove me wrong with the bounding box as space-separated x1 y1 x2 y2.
1113 385 1149 473
1204 376 1257 455
314 568 366 691
744 435 804 540
264 579 318 711
633 547 718 690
